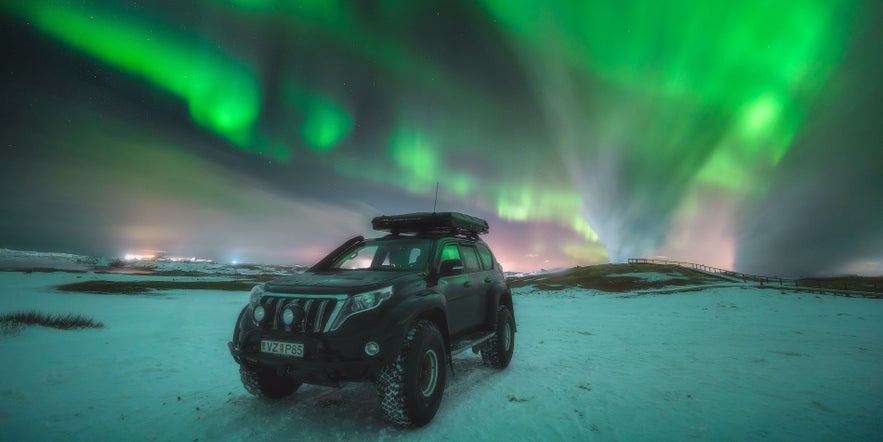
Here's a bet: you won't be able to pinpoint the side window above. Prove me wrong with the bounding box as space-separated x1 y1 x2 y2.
441 244 460 261
476 243 494 270
460 245 481 273
440 243 461 263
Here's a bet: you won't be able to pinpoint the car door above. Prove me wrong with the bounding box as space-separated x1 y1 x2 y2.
436 242 476 336
458 243 489 329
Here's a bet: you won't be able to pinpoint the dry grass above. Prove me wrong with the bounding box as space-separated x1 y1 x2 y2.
1 311 104 334
508 264 723 292
57 280 256 294
794 276 883 294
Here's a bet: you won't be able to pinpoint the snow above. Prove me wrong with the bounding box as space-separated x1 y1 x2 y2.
0 248 93 272
1 271 881 441
505 268 567 278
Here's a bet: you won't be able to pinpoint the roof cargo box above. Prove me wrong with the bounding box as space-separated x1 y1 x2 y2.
372 212 489 236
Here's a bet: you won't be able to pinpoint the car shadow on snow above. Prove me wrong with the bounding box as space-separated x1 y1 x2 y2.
199 354 500 439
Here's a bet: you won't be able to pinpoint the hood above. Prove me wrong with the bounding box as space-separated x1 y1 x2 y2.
264 270 421 294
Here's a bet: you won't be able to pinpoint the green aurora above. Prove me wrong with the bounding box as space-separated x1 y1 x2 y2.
2 0 880 274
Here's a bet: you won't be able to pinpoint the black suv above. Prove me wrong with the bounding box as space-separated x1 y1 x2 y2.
228 212 515 426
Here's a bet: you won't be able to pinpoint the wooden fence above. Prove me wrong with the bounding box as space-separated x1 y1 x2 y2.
627 258 881 296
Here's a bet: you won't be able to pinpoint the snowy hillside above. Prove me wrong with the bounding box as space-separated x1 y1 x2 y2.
0 268 881 441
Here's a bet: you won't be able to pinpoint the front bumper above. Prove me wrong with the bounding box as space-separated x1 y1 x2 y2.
229 314 408 387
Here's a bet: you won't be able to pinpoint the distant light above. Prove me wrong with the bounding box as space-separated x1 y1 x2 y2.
232 260 239 265
164 256 213 263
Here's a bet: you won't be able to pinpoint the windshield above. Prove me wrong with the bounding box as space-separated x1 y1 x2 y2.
330 238 433 271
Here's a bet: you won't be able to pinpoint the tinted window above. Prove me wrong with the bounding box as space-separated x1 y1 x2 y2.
440 244 460 262
460 245 481 272
476 243 494 269
332 239 432 270
336 244 379 269
438 243 463 274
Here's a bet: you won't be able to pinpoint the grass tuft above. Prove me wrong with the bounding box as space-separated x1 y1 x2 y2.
1 311 105 335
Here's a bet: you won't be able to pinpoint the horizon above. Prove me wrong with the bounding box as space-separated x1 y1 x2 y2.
3 245 882 279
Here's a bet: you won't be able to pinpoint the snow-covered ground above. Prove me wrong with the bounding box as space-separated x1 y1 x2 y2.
1 271 881 441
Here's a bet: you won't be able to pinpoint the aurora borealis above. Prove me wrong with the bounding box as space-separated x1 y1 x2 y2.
1 0 881 275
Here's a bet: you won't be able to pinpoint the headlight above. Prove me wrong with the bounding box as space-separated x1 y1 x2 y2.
282 306 295 325
330 286 393 331
253 305 266 323
249 285 264 307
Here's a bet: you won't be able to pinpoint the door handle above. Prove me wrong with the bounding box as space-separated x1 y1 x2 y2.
483 277 492 284
463 281 472 288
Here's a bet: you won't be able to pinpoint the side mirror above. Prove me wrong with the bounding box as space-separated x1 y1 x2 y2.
439 259 464 276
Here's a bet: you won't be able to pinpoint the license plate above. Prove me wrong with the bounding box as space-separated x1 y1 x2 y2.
260 340 304 357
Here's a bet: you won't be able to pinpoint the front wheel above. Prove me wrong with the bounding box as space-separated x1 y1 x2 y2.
377 320 447 427
240 366 301 399
481 305 515 368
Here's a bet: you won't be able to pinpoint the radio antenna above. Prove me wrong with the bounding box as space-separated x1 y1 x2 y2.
433 182 439 213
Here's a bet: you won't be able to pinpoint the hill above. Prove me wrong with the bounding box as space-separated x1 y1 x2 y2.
510 263 883 298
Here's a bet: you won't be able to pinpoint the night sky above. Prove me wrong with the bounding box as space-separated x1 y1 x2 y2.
1 0 881 275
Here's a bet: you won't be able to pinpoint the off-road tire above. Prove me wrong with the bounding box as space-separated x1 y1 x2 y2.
240 366 301 399
481 305 515 368
376 320 447 427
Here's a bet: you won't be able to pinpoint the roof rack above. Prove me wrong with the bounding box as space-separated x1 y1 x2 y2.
372 212 489 237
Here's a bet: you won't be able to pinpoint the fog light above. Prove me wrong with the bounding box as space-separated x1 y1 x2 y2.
253 305 266 323
282 306 295 325
364 341 380 356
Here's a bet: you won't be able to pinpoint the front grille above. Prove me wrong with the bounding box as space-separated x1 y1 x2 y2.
262 295 346 333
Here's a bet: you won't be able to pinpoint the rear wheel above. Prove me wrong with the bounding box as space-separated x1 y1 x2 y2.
240 366 301 399
377 320 447 427
481 305 515 368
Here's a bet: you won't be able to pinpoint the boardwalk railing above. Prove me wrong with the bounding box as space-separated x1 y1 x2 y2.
627 258 882 296
627 258 794 284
